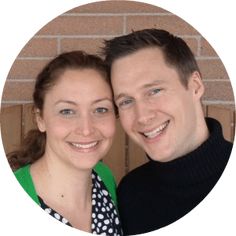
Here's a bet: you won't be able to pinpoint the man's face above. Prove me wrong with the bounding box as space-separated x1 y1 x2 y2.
111 47 205 162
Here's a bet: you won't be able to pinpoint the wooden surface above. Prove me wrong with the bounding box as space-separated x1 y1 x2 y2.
1 104 235 183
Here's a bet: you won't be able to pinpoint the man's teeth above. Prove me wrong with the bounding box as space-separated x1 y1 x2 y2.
143 121 169 138
70 141 98 149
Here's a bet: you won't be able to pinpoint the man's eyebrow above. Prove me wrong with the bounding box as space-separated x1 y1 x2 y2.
142 80 165 89
114 80 165 101
114 93 130 101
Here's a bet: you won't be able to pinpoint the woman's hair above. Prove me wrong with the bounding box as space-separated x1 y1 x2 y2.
8 50 110 170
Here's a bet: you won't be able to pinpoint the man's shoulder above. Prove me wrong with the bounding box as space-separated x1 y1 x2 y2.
224 139 233 150
118 161 152 188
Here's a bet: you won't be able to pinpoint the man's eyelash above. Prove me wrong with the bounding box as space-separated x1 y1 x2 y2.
118 99 133 108
149 88 162 96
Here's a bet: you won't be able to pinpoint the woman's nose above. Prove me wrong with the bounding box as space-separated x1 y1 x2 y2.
75 115 95 136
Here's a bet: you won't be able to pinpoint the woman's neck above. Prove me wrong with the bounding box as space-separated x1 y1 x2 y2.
30 155 92 209
31 155 93 231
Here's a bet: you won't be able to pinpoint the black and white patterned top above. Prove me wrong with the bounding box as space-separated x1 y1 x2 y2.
38 170 123 235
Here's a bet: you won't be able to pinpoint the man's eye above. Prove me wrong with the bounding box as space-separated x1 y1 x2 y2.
95 107 109 114
118 99 133 108
59 109 75 116
149 88 162 96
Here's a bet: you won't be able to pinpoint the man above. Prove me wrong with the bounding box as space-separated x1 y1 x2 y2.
102 28 233 235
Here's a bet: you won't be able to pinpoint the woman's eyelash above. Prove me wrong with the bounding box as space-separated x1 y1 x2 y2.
59 109 75 115
95 107 109 113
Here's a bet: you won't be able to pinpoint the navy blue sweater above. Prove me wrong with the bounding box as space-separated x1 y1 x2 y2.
117 118 233 235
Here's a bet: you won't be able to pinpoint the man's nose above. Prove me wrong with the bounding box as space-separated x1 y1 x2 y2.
135 101 155 126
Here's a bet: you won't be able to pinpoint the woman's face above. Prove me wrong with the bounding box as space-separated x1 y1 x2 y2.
36 68 116 171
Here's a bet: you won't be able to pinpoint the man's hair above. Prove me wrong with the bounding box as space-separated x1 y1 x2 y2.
102 28 201 87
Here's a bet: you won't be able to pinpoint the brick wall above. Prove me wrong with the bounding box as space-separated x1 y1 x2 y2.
1 0 235 109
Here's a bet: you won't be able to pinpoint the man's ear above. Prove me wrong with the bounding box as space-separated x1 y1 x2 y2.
188 71 205 99
35 109 46 132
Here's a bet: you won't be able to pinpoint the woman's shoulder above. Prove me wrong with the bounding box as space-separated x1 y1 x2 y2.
94 161 117 206
14 164 30 179
94 161 114 177
14 164 40 205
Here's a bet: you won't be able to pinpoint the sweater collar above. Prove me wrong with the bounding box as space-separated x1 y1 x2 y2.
147 118 232 184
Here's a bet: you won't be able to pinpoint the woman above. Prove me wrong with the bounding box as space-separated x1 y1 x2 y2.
8 51 122 235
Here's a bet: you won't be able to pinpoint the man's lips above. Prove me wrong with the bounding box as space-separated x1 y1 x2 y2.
141 120 170 139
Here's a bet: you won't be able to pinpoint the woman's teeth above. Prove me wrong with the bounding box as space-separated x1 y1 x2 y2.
143 121 169 139
70 141 98 149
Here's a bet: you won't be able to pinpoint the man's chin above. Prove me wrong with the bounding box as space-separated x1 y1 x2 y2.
145 150 173 162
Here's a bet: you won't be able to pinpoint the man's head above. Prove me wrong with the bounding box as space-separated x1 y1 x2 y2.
103 29 209 162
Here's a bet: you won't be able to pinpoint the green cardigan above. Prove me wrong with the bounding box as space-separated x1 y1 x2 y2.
14 161 117 206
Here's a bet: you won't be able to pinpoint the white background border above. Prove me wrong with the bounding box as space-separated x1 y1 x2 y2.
0 1 235 235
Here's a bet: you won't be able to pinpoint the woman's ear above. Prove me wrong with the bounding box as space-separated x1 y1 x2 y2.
188 71 205 99
35 108 46 132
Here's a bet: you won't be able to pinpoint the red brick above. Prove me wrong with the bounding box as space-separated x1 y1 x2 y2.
7 59 50 80
1 2 233 110
203 81 234 101
126 15 198 35
67 1 168 14
60 38 105 55
198 59 229 80
184 38 198 56
37 15 123 35
18 38 58 57
200 38 218 57
2 81 35 101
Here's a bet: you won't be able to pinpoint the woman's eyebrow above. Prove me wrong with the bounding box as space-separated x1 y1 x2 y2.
54 100 77 106
92 98 113 104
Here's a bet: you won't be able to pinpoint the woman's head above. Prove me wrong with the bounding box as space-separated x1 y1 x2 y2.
36 68 116 170
8 51 116 170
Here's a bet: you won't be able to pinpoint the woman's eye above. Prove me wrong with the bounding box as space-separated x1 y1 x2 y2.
95 107 109 114
59 109 75 116
149 88 162 96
